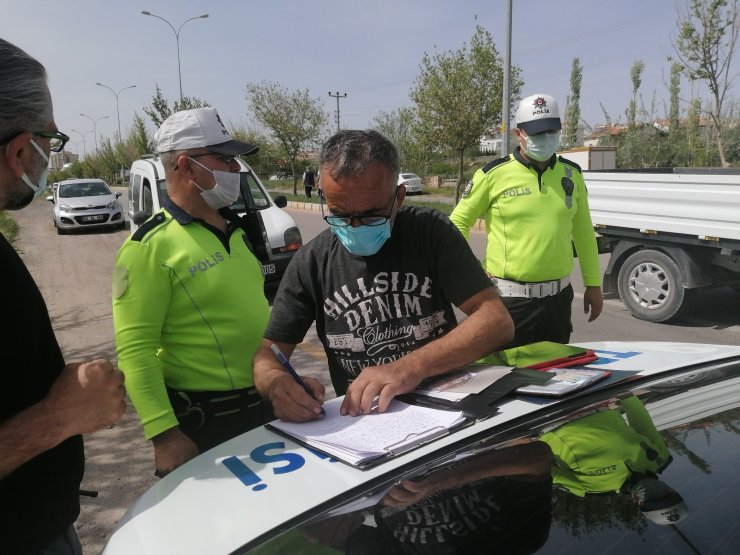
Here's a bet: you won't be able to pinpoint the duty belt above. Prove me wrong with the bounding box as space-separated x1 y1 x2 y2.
166 386 263 429
491 276 571 299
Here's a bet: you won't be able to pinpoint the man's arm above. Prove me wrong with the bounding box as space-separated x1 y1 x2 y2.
449 170 489 240
341 287 514 415
571 173 603 322
0 359 125 478
113 241 191 474
253 339 325 422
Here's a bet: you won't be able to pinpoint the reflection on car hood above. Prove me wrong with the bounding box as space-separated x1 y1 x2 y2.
103 342 740 555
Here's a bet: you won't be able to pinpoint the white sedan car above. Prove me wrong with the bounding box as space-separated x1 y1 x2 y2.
104 341 740 554
47 178 124 234
398 172 423 194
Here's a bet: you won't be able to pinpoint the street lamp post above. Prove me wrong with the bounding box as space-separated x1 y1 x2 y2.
141 10 209 102
96 82 136 142
79 114 109 152
70 129 94 158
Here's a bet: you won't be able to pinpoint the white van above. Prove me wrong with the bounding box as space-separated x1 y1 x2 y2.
128 156 302 297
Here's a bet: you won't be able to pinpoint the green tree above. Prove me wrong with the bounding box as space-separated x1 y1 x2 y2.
669 63 683 134
627 60 645 128
128 113 154 156
228 126 282 178
410 24 522 202
563 57 583 148
246 81 329 195
143 84 211 127
370 107 429 175
672 0 739 166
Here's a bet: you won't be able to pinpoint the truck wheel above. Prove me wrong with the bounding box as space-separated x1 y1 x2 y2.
617 249 693 323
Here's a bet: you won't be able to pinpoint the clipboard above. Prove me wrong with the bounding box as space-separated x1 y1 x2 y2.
266 398 472 469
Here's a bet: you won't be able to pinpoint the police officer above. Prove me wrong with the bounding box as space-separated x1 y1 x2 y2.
113 108 270 476
450 93 603 348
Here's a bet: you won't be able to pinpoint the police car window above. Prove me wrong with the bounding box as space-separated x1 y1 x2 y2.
156 178 169 206
130 174 141 209
142 183 153 214
244 172 269 208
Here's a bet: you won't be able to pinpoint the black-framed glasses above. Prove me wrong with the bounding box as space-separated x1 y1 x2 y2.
190 151 237 165
0 130 70 153
321 187 399 227
35 131 70 152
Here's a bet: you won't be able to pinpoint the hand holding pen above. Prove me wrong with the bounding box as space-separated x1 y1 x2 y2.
270 344 325 419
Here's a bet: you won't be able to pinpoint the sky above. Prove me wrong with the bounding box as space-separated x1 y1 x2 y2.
3 0 714 154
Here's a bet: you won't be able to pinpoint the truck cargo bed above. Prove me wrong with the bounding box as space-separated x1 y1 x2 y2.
584 170 740 242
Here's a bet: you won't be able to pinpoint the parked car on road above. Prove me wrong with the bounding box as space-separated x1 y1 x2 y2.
47 178 124 234
127 156 302 298
398 172 423 194
104 341 740 554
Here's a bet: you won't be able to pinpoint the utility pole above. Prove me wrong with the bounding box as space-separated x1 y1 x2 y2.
501 0 513 157
328 91 347 132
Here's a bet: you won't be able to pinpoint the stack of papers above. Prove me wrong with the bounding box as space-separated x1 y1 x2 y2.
268 397 466 467
414 365 513 401
516 368 610 396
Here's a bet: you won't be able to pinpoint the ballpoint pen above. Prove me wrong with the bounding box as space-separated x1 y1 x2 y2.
270 343 325 416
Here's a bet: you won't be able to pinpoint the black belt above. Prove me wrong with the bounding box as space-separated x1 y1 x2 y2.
166 386 263 427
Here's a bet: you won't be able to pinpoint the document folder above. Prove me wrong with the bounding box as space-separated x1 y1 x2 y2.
399 368 554 420
488 341 598 370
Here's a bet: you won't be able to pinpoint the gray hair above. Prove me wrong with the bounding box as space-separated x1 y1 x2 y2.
320 130 399 185
0 38 52 140
160 149 190 179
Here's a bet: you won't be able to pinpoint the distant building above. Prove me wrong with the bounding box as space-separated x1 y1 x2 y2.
479 133 501 154
49 150 79 170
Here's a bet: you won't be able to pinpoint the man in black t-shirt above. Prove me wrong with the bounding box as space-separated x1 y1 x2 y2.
254 130 514 420
0 38 126 554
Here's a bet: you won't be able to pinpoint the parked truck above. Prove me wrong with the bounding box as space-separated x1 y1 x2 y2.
583 168 740 322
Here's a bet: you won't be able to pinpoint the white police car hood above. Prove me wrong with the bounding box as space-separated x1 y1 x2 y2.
103 341 740 555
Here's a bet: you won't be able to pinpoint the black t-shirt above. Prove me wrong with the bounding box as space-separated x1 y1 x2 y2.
266 206 491 394
0 233 84 554
347 477 552 555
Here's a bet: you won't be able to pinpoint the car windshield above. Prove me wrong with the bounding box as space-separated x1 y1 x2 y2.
250 360 740 554
59 182 110 198
401 173 418 179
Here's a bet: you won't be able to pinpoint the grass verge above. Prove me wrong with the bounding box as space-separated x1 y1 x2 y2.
0 212 19 242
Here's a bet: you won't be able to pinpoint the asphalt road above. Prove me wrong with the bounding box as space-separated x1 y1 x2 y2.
9 190 740 553
285 206 740 346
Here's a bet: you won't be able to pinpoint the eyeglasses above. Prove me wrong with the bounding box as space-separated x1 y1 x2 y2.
35 131 70 152
190 151 237 165
321 188 399 227
0 130 70 153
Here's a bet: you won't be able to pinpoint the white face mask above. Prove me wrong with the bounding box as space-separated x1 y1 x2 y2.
22 139 50 198
522 131 560 162
189 157 242 209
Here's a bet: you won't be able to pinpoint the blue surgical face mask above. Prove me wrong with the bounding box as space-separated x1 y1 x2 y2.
331 221 391 256
523 131 560 161
21 139 50 198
